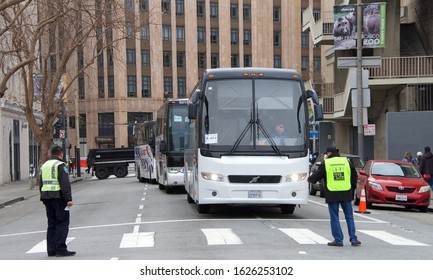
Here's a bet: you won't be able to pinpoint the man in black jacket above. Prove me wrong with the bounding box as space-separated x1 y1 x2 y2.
40 145 76 257
419 146 433 192
308 147 361 247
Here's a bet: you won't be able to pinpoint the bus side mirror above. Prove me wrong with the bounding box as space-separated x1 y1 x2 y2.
188 103 197 120
313 103 324 121
306 89 319 104
160 140 167 153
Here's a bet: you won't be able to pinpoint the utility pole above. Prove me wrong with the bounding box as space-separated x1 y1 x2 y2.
75 89 81 177
356 0 364 160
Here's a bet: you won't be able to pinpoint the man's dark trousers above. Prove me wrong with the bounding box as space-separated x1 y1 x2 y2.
44 199 70 255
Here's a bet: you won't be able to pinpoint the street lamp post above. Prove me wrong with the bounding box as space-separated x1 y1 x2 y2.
356 0 364 160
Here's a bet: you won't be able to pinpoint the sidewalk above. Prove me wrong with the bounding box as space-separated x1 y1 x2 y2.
0 172 90 209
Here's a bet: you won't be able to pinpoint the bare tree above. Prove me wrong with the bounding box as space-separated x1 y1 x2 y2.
0 0 148 169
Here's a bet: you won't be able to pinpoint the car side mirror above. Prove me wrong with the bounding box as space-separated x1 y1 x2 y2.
359 170 367 176
423 174 431 180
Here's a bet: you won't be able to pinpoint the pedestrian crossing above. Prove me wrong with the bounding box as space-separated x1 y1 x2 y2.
25 227 430 254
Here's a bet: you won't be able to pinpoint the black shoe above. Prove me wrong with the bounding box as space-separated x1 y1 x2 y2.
327 240 343 247
48 253 56 257
56 250 76 257
351 240 362 247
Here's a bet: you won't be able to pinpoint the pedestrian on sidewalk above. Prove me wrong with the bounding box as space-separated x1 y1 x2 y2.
308 146 361 247
419 146 433 192
39 145 76 257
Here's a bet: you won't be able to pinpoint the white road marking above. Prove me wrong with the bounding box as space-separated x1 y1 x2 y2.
139 205 144 210
26 237 75 254
119 231 155 248
359 230 429 246
201 228 243 245
279 228 330 244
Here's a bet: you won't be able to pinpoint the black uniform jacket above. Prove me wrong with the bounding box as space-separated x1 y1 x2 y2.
308 154 357 203
39 156 72 202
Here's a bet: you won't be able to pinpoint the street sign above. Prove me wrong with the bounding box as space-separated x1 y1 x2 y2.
363 124 375 136
351 89 371 107
337 56 382 68
309 130 318 139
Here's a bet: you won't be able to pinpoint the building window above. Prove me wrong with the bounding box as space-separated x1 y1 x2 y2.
177 52 185 68
98 77 105 98
126 48 136 66
313 9 321 21
197 27 205 43
244 54 252 67
162 25 171 41
198 52 206 68
243 4 251 20
97 52 104 68
211 53 219 68
301 32 309 48
164 76 173 98
142 76 151 97
127 75 137 97
125 0 134 11
231 29 238 45
210 28 218 44
79 114 87 137
175 0 184 15
273 6 281 22
98 113 114 137
141 25 149 40
231 54 239 67
176 26 185 42
314 57 321 70
197 1 205 17
274 31 281 47
78 77 85 100
178 77 186 98
301 56 308 70
274 55 282 68
244 29 251 45
107 48 113 67
230 3 238 19
141 50 150 67
108 75 114 98
162 0 170 15
163 51 172 67
77 51 83 70
140 0 148 12
210 2 218 18
125 22 134 39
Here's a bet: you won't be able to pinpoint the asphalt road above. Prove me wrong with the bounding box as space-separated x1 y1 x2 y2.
1 175 433 260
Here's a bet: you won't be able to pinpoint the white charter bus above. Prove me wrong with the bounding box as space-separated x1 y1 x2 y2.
184 68 323 214
134 120 157 183
155 99 190 193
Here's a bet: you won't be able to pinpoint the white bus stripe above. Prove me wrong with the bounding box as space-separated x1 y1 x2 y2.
26 237 75 254
279 228 330 244
201 228 243 245
359 230 429 246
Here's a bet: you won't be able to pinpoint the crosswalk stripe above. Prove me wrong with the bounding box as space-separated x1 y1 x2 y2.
201 228 243 245
119 230 155 248
26 237 75 254
279 228 330 244
359 230 430 246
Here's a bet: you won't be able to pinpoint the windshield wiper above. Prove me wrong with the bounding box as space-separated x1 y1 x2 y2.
229 118 254 155
256 118 283 157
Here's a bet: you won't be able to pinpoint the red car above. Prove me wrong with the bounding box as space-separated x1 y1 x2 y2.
355 160 431 212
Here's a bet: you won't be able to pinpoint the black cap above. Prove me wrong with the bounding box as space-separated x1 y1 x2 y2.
326 146 338 153
425 146 431 152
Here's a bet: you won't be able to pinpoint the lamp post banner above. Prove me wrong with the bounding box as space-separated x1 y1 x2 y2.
334 2 386 50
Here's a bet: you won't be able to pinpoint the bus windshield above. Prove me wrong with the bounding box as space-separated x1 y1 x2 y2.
201 78 306 153
168 105 189 152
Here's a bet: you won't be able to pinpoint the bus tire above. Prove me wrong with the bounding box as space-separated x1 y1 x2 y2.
165 185 174 194
187 193 194 203
197 204 210 214
95 167 109 180
114 166 128 178
281 204 296 214
158 183 165 190
308 183 317 196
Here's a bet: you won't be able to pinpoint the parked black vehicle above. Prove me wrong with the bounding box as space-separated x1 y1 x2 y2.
309 153 365 197
87 147 135 179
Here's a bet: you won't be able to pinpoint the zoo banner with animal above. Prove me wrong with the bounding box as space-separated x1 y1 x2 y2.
333 2 386 50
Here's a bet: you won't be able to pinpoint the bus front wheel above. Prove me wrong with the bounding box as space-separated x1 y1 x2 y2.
197 203 210 214
281 204 296 214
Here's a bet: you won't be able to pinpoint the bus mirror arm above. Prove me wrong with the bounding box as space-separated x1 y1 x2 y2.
160 140 167 153
306 89 319 104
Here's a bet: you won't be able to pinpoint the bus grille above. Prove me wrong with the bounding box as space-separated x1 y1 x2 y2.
228 175 281 184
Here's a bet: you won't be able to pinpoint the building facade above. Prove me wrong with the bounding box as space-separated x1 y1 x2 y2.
65 0 321 159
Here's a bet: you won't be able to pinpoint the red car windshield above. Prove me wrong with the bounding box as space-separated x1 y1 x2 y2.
371 162 421 178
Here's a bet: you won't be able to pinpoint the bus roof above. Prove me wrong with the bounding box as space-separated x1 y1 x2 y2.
202 67 302 80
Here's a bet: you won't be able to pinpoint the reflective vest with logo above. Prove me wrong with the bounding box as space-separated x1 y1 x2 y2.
41 159 63 192
324 157 351 192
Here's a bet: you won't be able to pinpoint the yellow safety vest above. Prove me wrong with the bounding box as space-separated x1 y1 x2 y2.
40 159 63 192
324 157 351 192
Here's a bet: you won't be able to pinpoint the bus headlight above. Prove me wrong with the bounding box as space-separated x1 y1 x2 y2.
286 173 308 182
201 172 224 182
168 167 182 174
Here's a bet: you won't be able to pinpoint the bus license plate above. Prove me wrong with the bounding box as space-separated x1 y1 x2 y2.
395 194 407 201
248 190 262 199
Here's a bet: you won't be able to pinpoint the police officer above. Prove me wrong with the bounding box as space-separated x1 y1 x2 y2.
308 146 361 247
39 145 76 257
